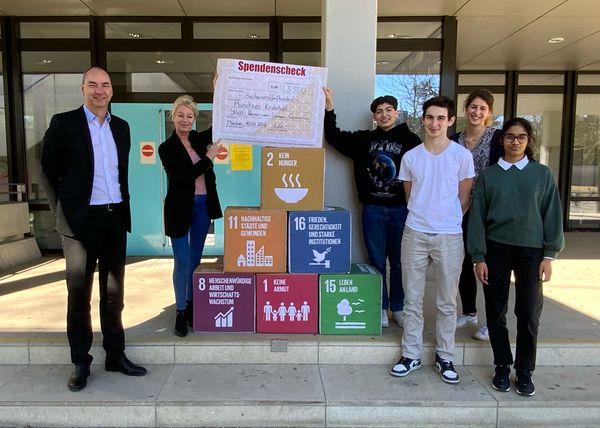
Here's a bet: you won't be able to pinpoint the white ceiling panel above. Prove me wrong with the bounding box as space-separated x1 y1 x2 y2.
83 0 184 16
529 32 600 70
546 0 600 17
458 15 600 68
456 16 537 65
275 0 322 16
377 0 466 16
179 0 275 17
0 0 92 16
455 0 565 17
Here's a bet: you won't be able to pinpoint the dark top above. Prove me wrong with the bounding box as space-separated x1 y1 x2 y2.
40 106 132 237
159 128 222 238
324 109 421 206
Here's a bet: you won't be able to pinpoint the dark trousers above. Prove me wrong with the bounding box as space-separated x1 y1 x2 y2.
458 210 477 314
483 239 544 371
62 204 127 364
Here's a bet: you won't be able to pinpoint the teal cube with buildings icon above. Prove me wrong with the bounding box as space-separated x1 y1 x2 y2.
319 264 382 335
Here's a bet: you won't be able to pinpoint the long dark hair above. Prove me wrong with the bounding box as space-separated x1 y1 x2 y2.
501 117 535 161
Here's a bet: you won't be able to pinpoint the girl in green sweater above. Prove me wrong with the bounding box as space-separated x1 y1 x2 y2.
467 117 564 397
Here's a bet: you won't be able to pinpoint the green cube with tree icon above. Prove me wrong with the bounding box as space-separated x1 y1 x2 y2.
319 264 382 335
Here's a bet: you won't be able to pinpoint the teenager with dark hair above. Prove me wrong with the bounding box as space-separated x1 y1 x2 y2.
467 117 564 396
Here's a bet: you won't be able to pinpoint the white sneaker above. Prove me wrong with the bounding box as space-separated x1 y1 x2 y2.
381 309 389 327
473 322 489 341
456 313 477 329
392 311 404 327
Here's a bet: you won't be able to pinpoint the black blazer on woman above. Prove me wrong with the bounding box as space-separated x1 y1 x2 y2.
159 128 223 239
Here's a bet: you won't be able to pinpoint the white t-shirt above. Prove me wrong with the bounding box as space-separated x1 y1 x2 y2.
399 141 475 234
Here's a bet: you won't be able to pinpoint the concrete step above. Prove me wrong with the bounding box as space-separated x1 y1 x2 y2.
2 326 600 366
1 363 599 427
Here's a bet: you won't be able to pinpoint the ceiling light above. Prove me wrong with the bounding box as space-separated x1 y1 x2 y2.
386 33 399 39
129 32 141 38
40 59 53 64
155 60 167 64
547 37 565 44
376 61 389 65
248 33 260 39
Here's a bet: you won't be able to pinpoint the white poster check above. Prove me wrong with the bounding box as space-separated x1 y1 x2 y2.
212 59 328 148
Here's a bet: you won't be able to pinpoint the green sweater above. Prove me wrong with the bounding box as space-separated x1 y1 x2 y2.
467 161 564 261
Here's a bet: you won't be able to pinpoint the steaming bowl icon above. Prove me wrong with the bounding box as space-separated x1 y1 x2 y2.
274 187 308 203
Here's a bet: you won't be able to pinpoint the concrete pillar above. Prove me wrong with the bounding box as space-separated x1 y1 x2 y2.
322 0 377 262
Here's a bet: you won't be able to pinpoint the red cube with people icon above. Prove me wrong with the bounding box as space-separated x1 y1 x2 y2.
255 273 319 334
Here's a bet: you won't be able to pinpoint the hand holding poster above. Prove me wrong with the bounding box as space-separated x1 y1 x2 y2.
212 59 328 148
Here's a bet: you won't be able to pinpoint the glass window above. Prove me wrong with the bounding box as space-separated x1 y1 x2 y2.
518 74 564 86
21 51 90 73
375 51 441 139
23 73 86 249
20 22 90 39
516 94 564 179
578 74 600 86
0 57 6 200
105 22 181 39
377 22 441 39
193 22 270 39
107 52 270 92
282 52 321 67
458 73 505 86
571 94 600 228
283 22 321 39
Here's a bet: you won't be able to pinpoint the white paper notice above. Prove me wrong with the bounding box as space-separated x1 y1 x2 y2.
212 59 328 148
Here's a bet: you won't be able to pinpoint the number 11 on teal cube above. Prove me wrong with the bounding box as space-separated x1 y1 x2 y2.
319 264 382 335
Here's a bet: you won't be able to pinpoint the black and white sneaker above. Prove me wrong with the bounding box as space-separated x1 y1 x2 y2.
435 353 460 384
515 369 535 396
390 356 422 377
491 365 510 392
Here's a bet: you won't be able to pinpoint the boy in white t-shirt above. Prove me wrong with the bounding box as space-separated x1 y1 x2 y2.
390 96 475 384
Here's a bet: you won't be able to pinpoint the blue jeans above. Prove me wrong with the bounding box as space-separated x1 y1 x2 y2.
171 195 211 310
362 203 408 312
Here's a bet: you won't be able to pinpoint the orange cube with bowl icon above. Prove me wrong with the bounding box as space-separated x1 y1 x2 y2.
260 147 325 211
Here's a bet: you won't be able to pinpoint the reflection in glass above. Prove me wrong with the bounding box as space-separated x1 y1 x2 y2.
20 22 90 39
377 22 441 39
283 22 321 39
516 94 563 179
375 51 440 139
21 51 90 73
571 94 600 227
0 69 6 200
194 22 269 39
23 74 84 249
518 74 564 86
108 52 269 92
375 74 439 139
105 22 180 39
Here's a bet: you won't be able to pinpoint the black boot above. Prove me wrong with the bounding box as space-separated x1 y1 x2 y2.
185 300 194 327
175 310 188 337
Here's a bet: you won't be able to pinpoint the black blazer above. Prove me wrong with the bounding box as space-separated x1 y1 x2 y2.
159 128 223 239
40 106 132 237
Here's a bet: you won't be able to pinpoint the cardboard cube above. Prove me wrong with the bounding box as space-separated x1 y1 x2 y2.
224 207 287 273
288 207 351 274
319 264 382 335
261 147 324 210
256 273 318 334
192 268 255 333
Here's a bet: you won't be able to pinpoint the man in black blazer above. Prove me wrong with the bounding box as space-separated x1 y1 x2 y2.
41 67 146 392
